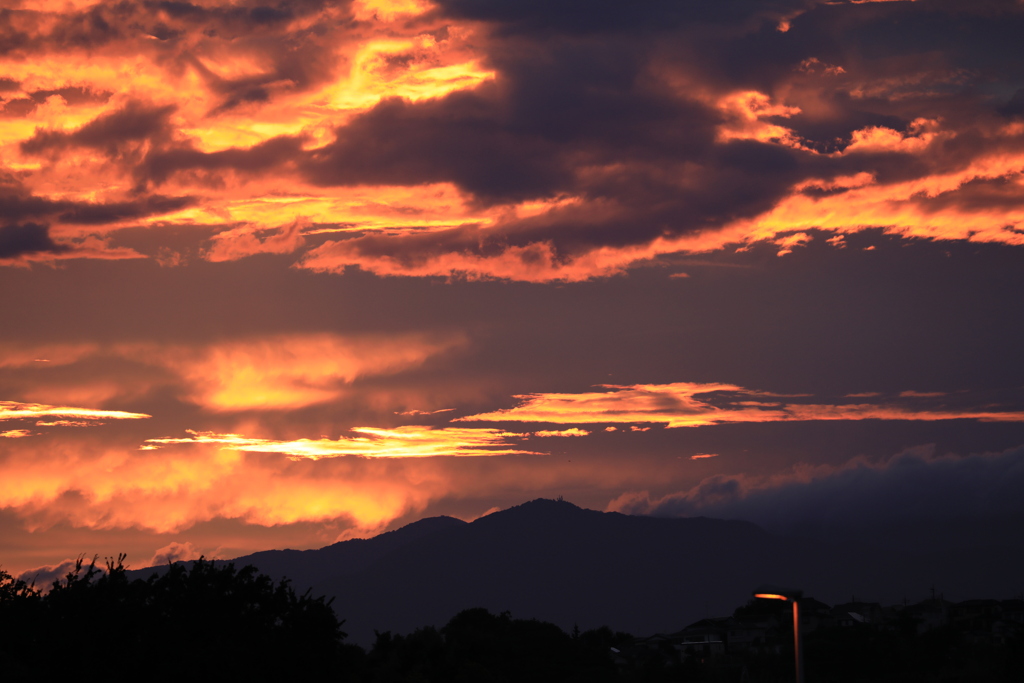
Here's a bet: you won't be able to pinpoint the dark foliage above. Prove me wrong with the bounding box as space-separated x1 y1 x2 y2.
801 622 1024 683
365 608 629 683
0 555 356 682
3 555 1023 682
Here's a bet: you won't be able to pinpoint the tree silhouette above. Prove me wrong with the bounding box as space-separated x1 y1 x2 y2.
0 555 355 682
365 608 626 683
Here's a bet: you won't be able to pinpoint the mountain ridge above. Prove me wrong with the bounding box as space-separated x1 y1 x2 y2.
128 498 1024 645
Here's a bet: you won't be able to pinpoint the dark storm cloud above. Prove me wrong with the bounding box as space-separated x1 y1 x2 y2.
17 558 88 590
302 27 725 194
183 2 345 99
288 0 1024 277
434 0 812 34
0 223 70 259
20 100 176 160
914 175 1024 214
28 86 112 107
16 97 302 187
296 18 809 243
303 90 578 203
616 445 1024 532
143 0 335 28
685 0 1024 153
58 195 198 225
0 179 65 223
0 98 39 117
0 176 194 229
1000 88 1024 118
137 135 305 187
745 1 1024 132
2 87 113 118
46 3 126 51
305 138 808 265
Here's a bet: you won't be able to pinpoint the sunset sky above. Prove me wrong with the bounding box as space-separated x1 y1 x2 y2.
3 0 1024 577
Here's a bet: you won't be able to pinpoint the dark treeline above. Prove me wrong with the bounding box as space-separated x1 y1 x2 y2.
0 556 354 681
2 558 1023 682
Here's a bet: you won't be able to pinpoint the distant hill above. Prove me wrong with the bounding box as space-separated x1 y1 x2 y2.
129 499 1024 645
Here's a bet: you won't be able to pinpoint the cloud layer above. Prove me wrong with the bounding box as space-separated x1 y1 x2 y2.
609 445 1024 534
459 382 1024 427
2 0 1023 277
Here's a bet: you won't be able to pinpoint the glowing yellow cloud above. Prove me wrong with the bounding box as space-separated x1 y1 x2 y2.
0 434 587 536
0 334 466 414
145 425 536 459
354 0 436 23
0 401 150 422
532 428 591 437
138 332 466 411
329 35 495 112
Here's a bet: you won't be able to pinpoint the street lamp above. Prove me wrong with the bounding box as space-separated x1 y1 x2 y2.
753 584 804 683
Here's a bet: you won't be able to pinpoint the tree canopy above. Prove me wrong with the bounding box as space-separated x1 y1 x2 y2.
0 555 354 681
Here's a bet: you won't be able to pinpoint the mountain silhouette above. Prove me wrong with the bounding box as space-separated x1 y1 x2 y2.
206 514 467 592
130 499 1024 645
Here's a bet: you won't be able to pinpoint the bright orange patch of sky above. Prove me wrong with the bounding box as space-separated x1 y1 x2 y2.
144 426 535 459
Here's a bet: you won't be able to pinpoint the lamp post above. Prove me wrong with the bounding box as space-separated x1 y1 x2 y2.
753 585 804 683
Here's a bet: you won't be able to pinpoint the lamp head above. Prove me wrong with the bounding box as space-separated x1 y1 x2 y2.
753 584 803 601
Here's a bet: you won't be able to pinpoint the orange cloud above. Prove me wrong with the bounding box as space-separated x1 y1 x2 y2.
532 428 591 437
458 382 1024 427
733 132 1024 251
396 408 456 416
0 234 145 267
299 221 697 283
0 439 446 533
714 90 804 147
36 420 97 427
773 231 811 256
0 334 465 414
0 428 680 539
144 426 536 459
843 118 941 154
290 127 1024 282
0 400 150 423
124 332 466 411
203 217 309 262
